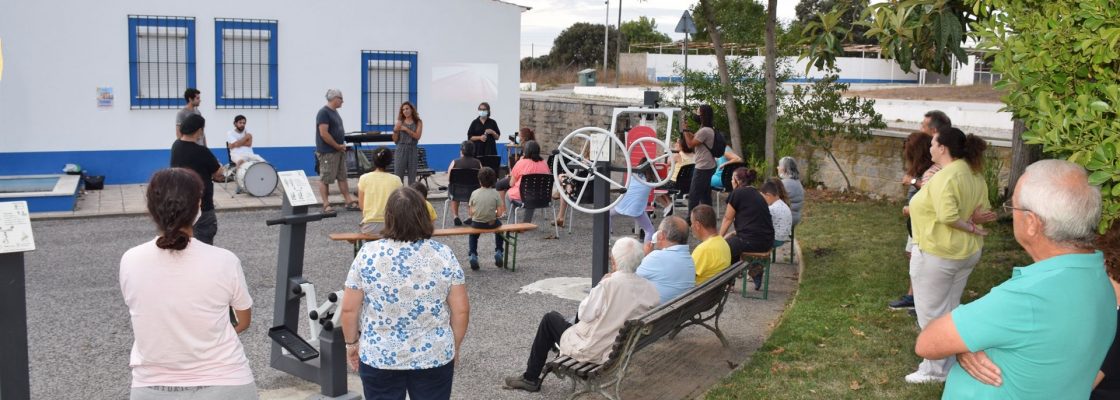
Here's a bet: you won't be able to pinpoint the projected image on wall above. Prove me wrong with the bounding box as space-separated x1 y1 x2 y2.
0 38 5 82
432 63 498 102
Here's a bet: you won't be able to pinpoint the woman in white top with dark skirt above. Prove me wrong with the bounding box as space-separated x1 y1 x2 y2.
119 167 256 400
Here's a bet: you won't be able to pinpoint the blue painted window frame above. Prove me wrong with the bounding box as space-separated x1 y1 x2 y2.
214 19 279 108
361 51 418 132
127 16 196 108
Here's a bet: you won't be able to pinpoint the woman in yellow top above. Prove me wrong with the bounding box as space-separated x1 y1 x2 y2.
358 148 402 234
905 127 996 384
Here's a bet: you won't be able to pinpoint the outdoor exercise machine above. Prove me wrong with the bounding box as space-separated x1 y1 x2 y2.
265 190 360 400
551 106 678 285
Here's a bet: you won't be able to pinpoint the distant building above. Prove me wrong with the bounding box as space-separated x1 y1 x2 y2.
0 0 528 183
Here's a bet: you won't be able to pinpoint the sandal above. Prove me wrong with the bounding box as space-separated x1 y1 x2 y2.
345 202 361 211
550 220 565 228
322 204 335 213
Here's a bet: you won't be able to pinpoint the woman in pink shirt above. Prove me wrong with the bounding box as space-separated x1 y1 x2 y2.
119 168 256 399
505 140 551 223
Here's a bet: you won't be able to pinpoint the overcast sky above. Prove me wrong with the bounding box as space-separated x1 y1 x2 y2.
517 0 799 59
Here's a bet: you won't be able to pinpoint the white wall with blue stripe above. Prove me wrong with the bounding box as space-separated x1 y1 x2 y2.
0 0 526 184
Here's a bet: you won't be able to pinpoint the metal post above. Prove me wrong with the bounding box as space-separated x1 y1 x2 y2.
615 0 622 87
591 160 611 286
683 32 689 103
0 252 29 400
603 0 609 73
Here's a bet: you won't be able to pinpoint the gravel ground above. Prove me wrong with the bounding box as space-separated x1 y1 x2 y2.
25 205 796 399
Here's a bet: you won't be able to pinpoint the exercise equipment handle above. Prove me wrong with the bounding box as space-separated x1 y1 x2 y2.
266 211 337 226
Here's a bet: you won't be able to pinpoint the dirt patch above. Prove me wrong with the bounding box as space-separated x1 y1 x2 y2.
845 84 1006 103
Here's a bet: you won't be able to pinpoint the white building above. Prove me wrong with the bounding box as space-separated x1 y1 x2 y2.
0 0 527 184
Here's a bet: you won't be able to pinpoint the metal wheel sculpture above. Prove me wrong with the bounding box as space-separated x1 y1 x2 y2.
551 127 631 214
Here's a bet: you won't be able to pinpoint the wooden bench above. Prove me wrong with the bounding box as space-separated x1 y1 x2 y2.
545 260 749 399
329 223 537 271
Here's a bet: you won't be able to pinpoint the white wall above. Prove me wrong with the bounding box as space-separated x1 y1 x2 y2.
643 54 921 83
0 0 524 153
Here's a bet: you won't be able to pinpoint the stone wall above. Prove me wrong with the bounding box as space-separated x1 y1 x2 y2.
519 93 640 152
797 133 1012 200
519 95 1013 201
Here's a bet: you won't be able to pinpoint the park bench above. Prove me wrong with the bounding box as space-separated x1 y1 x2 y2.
545 260 749 399
329 223 536 271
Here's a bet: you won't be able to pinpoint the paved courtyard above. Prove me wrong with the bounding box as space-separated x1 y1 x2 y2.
25 180 798 399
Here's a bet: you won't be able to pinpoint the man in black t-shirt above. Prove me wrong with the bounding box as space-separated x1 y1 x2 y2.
170 114 225 245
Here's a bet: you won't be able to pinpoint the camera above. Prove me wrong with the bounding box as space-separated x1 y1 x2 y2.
508 131 520 145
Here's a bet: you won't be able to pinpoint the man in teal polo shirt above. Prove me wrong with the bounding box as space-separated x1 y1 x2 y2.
915 159 1115 398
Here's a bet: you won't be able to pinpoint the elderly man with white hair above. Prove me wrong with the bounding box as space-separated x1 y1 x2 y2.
315 89 357 213
503 237 660 393
915 159 1116 399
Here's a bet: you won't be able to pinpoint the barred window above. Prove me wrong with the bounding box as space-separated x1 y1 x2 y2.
215 19 278 108
361 51 417 131
128 16 196 109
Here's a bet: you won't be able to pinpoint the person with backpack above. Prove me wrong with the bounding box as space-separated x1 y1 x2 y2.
683 105 724 220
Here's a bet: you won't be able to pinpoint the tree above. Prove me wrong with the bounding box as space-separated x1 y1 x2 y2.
673 58 788 161
551 23 623 68
800 0 1120 231
763 0 778 175
792 0 874 45
697 0 745 158
780 74 885 190
620 16 671 46
691 0 767 46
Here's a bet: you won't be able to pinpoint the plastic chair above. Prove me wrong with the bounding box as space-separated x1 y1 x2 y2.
665 164 694 216
509 173 559 237
440 168 480 228
714 161 745 216
479 155 502 177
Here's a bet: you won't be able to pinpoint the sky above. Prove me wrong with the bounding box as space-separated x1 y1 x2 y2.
516 0 799 59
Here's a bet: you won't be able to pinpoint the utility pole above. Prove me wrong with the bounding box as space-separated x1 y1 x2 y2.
603 0 609 73
675 11 696 105
615 0 622 87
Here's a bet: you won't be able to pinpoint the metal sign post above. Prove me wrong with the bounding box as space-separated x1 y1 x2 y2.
0 201 35 400
675 11 698 104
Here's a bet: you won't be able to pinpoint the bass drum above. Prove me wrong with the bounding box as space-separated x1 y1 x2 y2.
235 161 278 197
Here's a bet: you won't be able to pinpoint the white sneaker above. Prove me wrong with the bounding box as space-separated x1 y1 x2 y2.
904 371 946 384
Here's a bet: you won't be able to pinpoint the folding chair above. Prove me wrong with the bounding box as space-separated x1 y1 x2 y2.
441 168 480 228
664 164 694 216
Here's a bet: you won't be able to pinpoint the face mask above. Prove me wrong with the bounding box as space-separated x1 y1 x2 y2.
479 110 489 118
690 113 700 124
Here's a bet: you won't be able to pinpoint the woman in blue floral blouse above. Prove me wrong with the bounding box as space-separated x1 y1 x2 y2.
340 186 470 400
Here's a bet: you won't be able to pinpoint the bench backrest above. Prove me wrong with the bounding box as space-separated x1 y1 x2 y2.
594 260 747 375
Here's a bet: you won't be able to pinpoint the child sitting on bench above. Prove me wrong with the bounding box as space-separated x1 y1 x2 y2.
409 181 438 222
467 167 505 270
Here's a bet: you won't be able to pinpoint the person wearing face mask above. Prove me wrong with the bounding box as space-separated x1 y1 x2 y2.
467 101 500 159
171 114 225 245
682 105 719 218
119 168 256 399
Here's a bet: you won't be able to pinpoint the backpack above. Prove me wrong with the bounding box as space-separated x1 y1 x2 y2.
705 130 728 157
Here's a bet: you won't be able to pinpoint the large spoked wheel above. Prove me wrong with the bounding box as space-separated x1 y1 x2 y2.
627 136 675 187
552 127 631 214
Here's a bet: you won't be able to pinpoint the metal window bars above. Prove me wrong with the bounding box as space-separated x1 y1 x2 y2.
216 18 278 109
129 15 194 109
363 51 417 129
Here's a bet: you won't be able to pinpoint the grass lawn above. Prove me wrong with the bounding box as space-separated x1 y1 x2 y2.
706 194 1033 399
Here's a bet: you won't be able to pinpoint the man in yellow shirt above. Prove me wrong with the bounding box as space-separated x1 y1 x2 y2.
691 205 731 284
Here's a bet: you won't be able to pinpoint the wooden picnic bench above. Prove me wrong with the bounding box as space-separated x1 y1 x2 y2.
329 223 537 271
545 260 749 399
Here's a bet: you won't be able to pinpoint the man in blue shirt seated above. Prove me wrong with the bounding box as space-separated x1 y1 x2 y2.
637 216 696 304
915 159 1115 398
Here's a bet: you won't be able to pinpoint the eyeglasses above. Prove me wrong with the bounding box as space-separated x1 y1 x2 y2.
1002 200 1030 214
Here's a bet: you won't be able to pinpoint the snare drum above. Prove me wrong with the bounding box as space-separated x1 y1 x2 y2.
235 161 278 197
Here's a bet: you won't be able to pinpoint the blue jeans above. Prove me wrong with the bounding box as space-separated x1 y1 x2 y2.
468 220 504 255
358 361 454 400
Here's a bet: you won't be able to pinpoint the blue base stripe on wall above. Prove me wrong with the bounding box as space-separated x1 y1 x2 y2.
0 144 504 185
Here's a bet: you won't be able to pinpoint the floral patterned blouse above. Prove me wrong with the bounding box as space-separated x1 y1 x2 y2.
345 238 465 370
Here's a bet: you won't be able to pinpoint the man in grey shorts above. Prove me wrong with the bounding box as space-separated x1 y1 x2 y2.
315 89 357 212
176 88 205 145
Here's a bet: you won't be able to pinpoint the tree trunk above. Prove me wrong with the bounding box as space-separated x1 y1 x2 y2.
824 147 853 191
764 0 778 176
1006 119 1041 199
698 0 743 156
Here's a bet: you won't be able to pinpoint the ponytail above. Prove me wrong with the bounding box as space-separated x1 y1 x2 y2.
146 168 204 251
937 127 988 173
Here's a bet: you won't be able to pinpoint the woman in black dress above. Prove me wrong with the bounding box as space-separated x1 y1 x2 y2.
467 102 500 159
